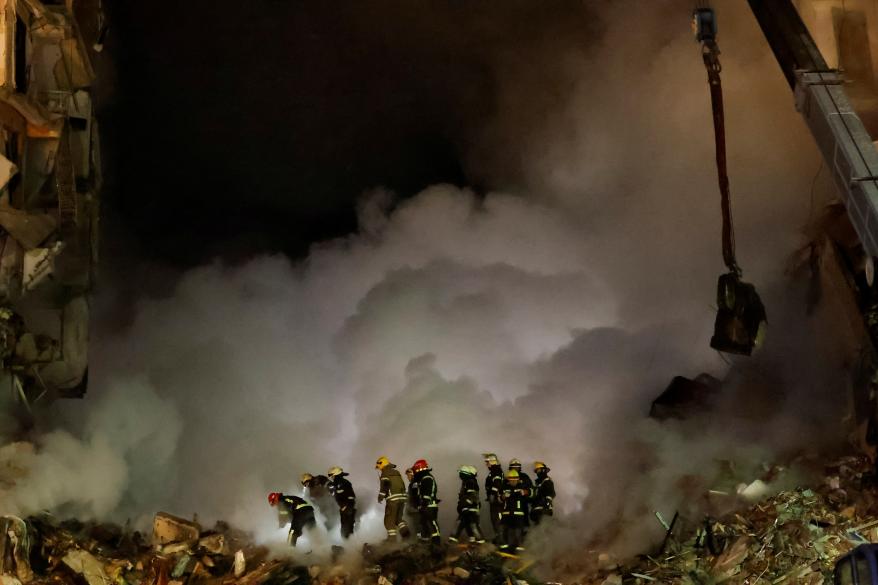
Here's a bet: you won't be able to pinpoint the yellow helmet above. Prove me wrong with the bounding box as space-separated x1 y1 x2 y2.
375 456 390 470
301 473 313 485
483 453 499 466
506 469 520 481
509 458 522 470
327 466 344 478
534 461 549 472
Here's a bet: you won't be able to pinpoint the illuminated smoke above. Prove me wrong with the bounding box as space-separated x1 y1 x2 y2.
0 0 851 566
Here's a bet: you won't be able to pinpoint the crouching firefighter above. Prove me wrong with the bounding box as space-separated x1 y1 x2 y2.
302 472 335 529
376 456 411 541
412 459 441 545
268 492 315 547
500 469 527 552
449 465 485 544
531 461 555 525
328 466 357 539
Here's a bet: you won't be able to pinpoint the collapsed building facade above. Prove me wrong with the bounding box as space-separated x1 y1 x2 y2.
0 0 101 414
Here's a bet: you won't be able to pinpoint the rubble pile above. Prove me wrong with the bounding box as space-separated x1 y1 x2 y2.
0 511 534 585
595 455 878 584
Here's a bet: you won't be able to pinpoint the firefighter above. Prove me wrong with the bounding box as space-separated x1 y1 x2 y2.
508 458 533 528
302 472 335 529
412 459 441 545
449 465 485 544
268 492 316 547
483 453 504 538
327 466 356 539
405 467 421 539
499 470 527 552
531 462 555 525
376 456 411 541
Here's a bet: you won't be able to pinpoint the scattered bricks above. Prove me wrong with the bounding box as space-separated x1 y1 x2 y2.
152 514 200 546
451 567 470 579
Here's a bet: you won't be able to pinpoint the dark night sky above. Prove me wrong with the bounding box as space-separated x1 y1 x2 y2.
100 2 597 266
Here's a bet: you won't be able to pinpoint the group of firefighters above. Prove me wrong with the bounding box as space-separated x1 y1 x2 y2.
268 453 555 552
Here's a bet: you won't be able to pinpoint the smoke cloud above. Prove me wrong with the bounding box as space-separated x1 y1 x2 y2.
0 0 856 572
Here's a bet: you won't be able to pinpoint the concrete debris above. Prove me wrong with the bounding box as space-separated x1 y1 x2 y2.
233 549 246 578
735 478 770 501
152 513 200 546
16 455 878 585
62 549 110 585
197 532 227 555
589 454 878 584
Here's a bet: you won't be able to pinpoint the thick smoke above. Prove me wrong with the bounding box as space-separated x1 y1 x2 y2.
0 0 854 570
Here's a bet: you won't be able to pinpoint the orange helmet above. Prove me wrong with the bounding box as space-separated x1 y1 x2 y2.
268 492 281 506
412 459 430 473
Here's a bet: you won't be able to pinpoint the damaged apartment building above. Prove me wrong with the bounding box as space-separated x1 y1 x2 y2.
0 0 100 417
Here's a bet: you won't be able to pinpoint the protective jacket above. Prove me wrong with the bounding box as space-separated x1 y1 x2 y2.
414 469 440 543
328 473 357 539
457 475 480 514
378 465 407 503
450 474 484 544
328 474 356 510
485 464 504 536
500 482 528 551
378 465 410 540
533 473 556 519
304 474 329 498
276 494 315 547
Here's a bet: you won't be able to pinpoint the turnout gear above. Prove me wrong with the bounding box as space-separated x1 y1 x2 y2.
405 468 421 538
377 461 410 540
531 464 555 525
270 493 315 547
327 469 356 539
500 470 527 552
508 459 533 526
375 456 390 470
484 457 505 538
301 473 334 529
302 473 329 495
414 464 441 545
449 465 484 544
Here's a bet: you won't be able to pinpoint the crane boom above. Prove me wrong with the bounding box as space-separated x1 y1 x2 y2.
748 0 878 258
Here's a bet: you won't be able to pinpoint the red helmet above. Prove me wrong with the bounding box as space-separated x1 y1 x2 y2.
268 492 281 506
412 459 429 473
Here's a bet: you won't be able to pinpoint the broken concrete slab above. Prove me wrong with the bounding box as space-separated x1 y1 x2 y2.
152 513 200 546
196 533 227 555
233 550 246 578
62 549 111 585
